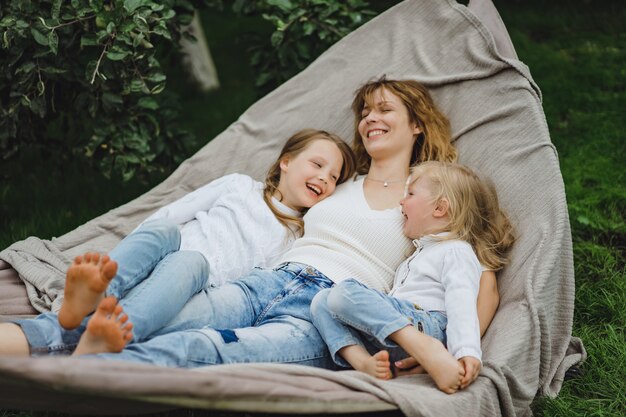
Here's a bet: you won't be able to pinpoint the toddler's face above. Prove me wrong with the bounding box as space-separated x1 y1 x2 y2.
399 178 438 239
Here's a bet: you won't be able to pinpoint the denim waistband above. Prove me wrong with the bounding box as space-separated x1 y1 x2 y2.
275 262 334 288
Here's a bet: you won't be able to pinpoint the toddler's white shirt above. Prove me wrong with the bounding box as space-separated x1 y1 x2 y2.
389 234 482 361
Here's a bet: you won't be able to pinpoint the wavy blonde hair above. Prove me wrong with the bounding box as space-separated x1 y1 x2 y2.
351 77 457 174
263 129 356 237
410 161 515 270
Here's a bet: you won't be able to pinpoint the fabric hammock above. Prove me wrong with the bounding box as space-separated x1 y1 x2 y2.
0 0 586 415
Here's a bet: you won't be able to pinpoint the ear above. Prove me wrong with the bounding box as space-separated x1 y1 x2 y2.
412 124 422 136
433 198 449 218
279 157 290 172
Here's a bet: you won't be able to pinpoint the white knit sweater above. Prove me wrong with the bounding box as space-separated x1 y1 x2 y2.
142 173 299 287
283 176 413 292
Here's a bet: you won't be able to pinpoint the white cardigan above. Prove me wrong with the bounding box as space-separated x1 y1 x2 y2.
142 173 299 287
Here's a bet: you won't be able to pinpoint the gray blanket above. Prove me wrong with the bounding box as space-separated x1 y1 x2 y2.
0 0 586 415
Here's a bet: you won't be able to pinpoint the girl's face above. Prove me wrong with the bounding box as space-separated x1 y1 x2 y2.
277 139 344 211
357 88 421 162
399 178 439 239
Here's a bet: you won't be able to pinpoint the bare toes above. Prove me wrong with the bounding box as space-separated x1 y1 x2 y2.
101 259 118 281
97 295 117 313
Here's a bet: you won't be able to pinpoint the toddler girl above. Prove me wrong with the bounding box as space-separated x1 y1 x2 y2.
310 161 514 394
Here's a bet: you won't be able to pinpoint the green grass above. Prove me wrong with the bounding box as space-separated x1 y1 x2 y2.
1 0 625 416
497 1 626 416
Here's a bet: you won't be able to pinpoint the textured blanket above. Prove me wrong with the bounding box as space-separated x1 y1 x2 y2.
0 0 585 415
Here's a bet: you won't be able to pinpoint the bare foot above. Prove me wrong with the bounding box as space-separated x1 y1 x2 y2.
58 252 118 329
73 296 133 355
356 350 393 380
419 337 464 394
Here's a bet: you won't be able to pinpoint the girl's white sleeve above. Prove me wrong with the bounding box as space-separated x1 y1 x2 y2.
140 174 240 227
441 248 483 361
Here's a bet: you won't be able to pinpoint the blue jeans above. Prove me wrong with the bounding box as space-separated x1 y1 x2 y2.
88 263 336 369
310 278 448 367
15 219 209 355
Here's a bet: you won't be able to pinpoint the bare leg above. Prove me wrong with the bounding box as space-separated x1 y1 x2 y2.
73 296 133 355
0 323 29 356
58 252 118 330
339 345 392 380
389 326 464 394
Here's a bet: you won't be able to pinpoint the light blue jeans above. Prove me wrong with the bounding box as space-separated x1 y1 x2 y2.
15 219 209 355
310 278 448 367
88 262 337 369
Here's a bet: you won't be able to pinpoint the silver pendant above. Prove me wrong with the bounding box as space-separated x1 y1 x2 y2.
383 181 389 187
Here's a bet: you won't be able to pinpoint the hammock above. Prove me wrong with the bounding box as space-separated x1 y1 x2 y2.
0 1 585 415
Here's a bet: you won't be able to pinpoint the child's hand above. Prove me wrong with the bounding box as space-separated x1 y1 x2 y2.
459 356 481 389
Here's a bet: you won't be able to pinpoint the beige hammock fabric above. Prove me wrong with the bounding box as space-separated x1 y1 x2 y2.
0 0 585 415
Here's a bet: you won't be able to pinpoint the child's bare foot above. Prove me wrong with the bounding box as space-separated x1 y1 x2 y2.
58 252 118 329
419 337 464 394
357 350 393 380
73 296 133 355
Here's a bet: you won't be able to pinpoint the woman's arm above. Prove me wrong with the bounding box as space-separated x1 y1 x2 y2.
477 270 499 337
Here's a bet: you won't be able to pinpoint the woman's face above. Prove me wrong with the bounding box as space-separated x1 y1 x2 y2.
357 88 421 162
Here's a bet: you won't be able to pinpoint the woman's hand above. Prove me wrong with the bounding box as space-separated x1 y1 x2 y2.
459 356 481 389
393 357 425 376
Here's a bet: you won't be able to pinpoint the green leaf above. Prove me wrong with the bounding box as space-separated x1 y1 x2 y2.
302 21 314 36
107 49 130 61
81 34 99 46
124 0 150 14
36 80 45 95
15 61 36 74
255 71 273 87
106 22 116 35
137 96 159 109
30 27 49 46
0 17 16 28
48 30 58 55
267 0 293 12
130 79 148 93
150 82 165 94
145 72 166 83
161 9 176 19
152 25 171 40
102 92 124 111
270 31 284 47
52 0 62 20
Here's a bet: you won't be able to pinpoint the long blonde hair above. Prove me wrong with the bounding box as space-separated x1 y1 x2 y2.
351 77 457 174
410 161 515 270
263 129 356 236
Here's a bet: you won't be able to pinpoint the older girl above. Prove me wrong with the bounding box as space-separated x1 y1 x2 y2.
0 129 355 355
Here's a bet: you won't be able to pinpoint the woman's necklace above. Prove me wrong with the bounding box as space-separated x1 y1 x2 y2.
364 176 408 188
